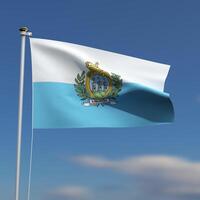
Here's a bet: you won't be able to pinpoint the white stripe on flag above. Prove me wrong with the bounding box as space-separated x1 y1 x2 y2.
30 38 170 92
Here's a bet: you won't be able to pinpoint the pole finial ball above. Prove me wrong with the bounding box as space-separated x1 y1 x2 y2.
19 27 29 32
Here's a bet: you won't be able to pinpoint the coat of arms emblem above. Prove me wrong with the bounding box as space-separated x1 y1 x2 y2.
74 61 123 106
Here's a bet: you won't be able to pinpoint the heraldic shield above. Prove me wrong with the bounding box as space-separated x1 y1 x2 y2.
74 62 123 106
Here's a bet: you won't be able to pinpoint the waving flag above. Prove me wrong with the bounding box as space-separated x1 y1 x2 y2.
30 38 174 128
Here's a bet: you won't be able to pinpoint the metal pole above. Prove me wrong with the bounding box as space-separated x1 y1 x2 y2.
15 27 31 200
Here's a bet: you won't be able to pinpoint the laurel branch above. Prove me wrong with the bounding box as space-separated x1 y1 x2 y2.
74 71 89 100
110 73 123 98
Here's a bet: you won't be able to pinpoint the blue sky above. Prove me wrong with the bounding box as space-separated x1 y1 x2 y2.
0 0 200 200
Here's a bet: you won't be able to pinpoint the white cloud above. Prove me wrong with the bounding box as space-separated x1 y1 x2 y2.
72 155 112 168
50 185 91 199
72 155 200 198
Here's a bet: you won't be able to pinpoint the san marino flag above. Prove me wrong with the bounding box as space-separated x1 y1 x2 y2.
30 38 174 128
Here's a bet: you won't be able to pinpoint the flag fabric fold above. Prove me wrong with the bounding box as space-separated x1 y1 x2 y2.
30 38 174 128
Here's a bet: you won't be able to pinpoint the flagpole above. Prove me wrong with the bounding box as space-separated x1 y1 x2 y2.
15 27 32 200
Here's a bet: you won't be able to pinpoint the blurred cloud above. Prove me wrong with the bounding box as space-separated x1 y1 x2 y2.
72 155 200 199
49 185 91 200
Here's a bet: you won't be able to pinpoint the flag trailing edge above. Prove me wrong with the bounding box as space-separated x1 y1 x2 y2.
30 38 174 128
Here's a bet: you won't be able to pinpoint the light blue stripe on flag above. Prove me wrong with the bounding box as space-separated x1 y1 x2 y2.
33 82 174 128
